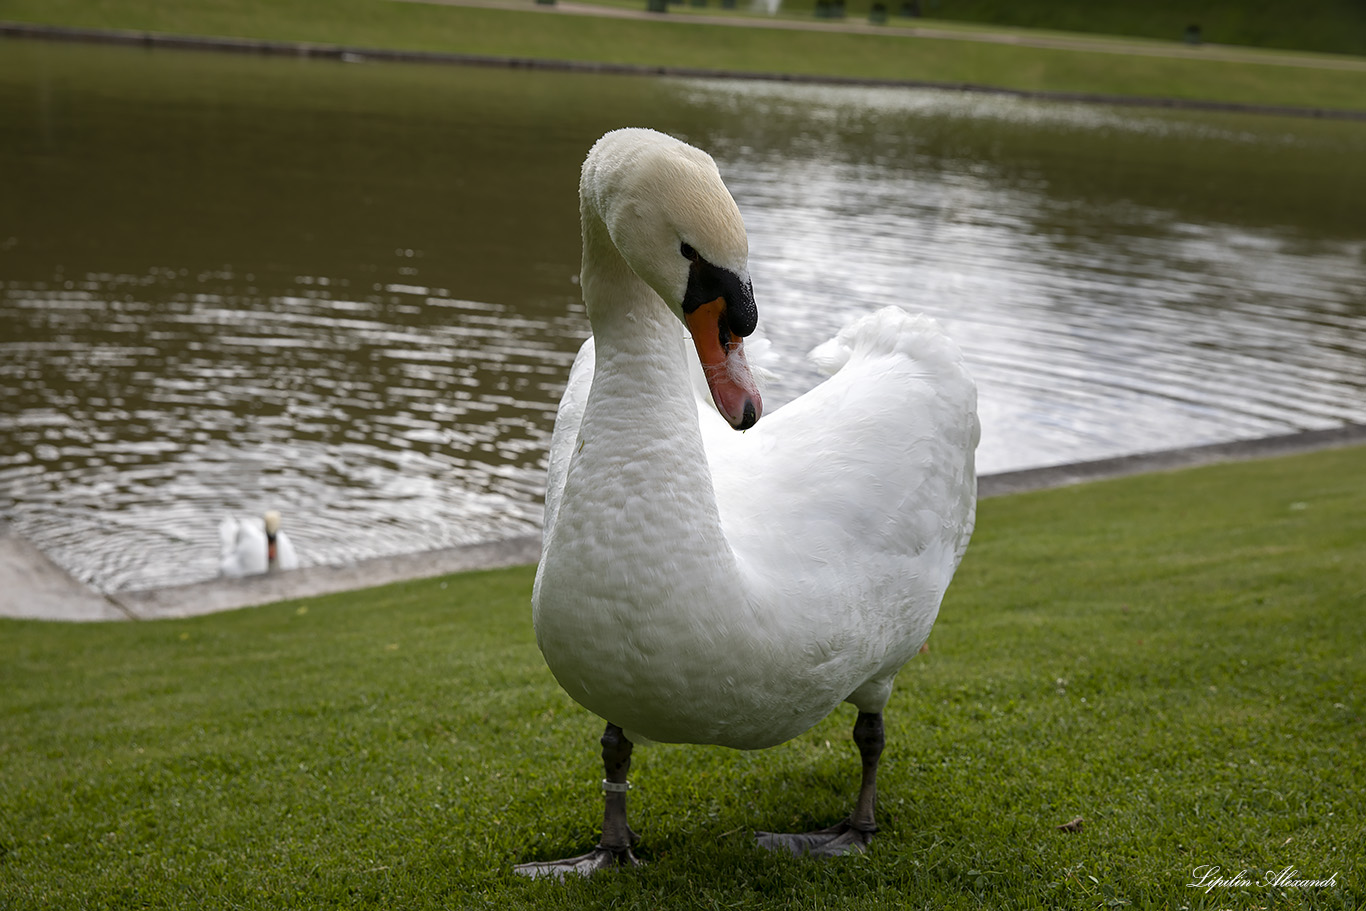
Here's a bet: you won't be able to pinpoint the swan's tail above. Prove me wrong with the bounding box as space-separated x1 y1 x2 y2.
809 307 963 378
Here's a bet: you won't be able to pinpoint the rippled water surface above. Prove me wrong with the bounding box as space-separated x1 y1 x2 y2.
3 42 1364 592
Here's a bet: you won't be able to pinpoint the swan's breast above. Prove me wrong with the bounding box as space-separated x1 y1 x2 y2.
533 530 866 748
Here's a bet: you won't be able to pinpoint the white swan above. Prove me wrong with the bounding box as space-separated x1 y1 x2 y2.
515 129 978 877
218 510 299 577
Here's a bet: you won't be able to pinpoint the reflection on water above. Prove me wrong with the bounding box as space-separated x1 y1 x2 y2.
695 81 1366 471
2 267 580 591
2 42 1364 593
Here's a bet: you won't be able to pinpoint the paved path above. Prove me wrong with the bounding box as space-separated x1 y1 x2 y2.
3 424 1362 623
397 0 1366 73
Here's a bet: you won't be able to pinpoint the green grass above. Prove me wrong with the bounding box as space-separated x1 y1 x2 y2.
2 445 1363 908
4 0 1366 113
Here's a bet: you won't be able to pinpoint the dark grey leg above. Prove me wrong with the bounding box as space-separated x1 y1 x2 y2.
849 710 885 832
756 711 884 857
513 722 644 878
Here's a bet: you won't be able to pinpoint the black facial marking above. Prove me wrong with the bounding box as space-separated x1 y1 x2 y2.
681 254 758 338
680 242 698 261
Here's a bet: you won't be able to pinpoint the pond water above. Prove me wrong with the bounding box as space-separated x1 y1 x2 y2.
2 41 1364 593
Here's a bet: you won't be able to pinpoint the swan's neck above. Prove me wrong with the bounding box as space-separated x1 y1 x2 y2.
558 217 732 586
578 212 698 444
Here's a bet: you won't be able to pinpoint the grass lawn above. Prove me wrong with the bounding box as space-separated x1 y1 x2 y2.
4 0 1366 113
1 445 1362 908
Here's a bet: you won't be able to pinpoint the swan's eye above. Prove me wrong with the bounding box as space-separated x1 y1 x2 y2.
680 242 698 261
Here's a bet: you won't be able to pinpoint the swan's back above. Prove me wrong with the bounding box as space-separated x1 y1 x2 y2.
218 516 266 577
704 308 978 710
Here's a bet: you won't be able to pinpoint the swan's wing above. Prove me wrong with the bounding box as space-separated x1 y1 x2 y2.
542 336 596 543
225 517 268 576
218 516 243 576
275 530 299 570
705 307 979 665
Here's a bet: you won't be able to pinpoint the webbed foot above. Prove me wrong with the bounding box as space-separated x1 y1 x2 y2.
514 723 642 879
756 819 875 857
513 844 643 879
757 712 886 859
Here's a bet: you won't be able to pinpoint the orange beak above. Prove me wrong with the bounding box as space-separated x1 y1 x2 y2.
685 297 762 430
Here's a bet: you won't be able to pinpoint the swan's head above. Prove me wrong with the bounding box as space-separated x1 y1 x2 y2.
263 510 282 563
582 128 762 430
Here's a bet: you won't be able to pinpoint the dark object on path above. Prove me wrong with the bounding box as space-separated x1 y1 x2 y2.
1185 24 1203 45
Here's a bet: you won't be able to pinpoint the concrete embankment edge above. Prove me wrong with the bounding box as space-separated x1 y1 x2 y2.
0 529 132 622
0 527 543 623
976 423 1366 497
3 423 1362 623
